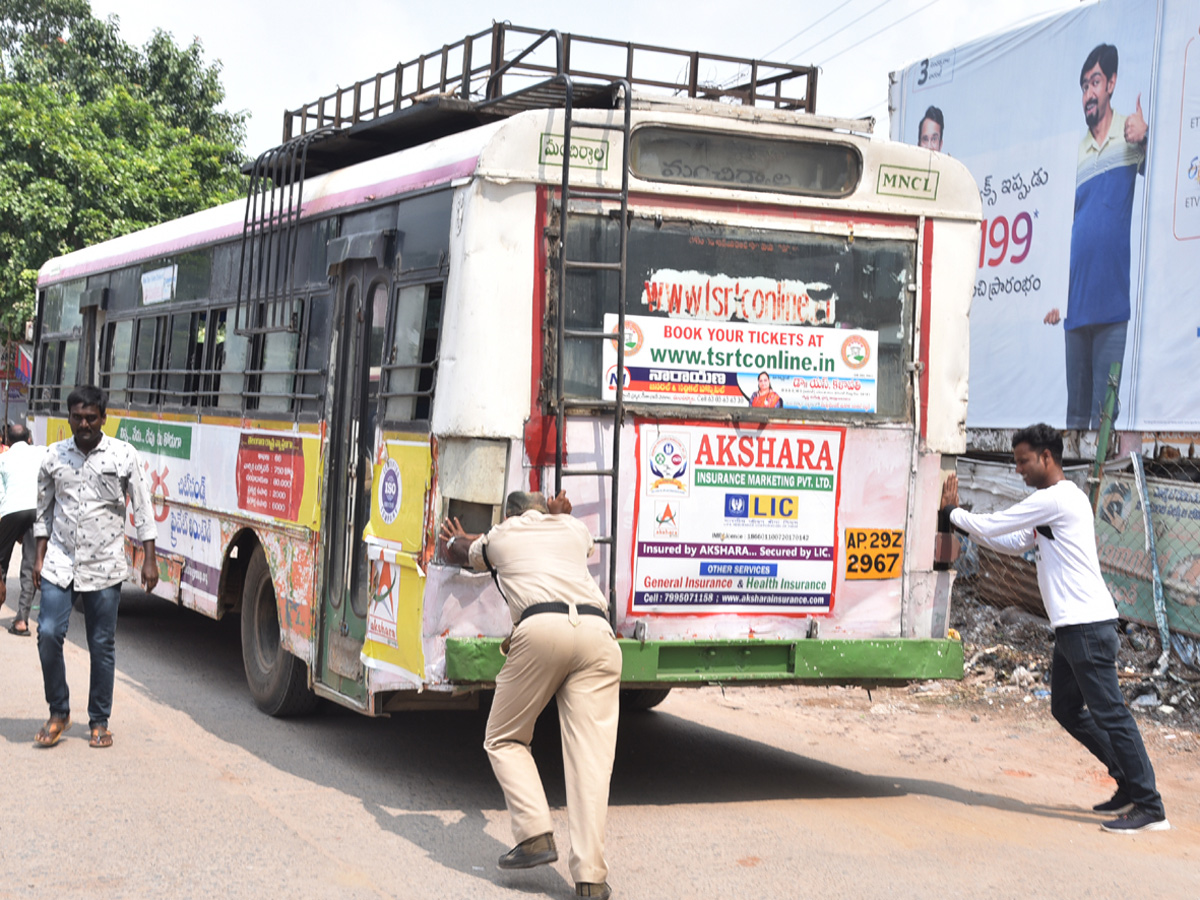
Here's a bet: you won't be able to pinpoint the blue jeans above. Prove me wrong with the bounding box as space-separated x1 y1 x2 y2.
1064 321 1126 430
1051 620 1164 817
37 580 122 729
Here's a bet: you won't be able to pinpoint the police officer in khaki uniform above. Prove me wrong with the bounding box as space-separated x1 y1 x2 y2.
441 490 621 900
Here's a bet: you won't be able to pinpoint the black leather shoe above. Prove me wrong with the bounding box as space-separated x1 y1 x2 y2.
497 832 557 869
576 883 612 899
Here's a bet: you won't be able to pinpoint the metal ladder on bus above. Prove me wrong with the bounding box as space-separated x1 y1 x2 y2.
235 126 336 336
551 77 633 623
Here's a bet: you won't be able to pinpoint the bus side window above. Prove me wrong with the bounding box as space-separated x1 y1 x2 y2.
33 280 86 412
255 327 300 413
299 292 333 416
130 316 164 407
35 342 60 409
33 340 83 411
202 308 247 413
383 282 443 423
59 340 80 404
102 320 134 409
176 248 212 302
164 311 207 407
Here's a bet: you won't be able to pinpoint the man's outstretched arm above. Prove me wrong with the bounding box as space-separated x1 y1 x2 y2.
439 517 483 567
939 473 1038 556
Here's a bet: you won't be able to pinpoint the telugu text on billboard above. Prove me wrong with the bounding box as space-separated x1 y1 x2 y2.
888 0 1200 430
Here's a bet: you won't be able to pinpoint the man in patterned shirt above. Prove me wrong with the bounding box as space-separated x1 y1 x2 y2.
1044 43 1148 429
32 385 158 749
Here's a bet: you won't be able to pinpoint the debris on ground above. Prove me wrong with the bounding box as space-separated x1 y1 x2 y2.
942 590 1200 733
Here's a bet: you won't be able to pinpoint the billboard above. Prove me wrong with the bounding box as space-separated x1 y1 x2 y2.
890 0 1200 431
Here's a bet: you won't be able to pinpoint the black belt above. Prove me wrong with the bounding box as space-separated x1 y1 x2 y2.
518 602 609 624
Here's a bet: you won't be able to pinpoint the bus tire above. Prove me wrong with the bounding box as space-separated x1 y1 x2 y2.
240 546 317 717
619 688 672 711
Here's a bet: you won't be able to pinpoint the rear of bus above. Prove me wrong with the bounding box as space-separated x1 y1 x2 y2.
416 101 981 698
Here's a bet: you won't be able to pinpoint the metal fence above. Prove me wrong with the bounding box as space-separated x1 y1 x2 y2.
949 443 1200 673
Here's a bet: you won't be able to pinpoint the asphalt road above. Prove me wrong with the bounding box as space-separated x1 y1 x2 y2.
2 573 1197 900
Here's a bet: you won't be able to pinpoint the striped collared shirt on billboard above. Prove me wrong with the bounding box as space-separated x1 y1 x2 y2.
1066 111 1147 330
35 434 157 591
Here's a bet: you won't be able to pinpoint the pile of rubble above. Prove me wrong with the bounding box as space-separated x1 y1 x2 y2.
948 589 1200 732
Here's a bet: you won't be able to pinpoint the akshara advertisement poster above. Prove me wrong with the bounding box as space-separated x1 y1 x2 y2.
631 421 844 615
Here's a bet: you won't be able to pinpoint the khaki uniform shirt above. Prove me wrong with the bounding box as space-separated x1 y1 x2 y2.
35 434 158 591
468 509 607 624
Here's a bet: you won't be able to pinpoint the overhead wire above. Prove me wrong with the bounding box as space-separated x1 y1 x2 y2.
760 0 856 60
716 0 887 91
786 0 905 64
727 0 1065 117
816 0 946 68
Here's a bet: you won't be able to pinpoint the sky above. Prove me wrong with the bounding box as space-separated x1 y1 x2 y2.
86 0 1088 157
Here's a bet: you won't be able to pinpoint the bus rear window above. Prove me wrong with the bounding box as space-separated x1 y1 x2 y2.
559 214 914 420
630 127 861 198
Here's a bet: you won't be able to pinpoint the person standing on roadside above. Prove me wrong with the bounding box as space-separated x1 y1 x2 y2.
32 386 159 749
940 423 1167 833
440 490 621 900
0 423 48 636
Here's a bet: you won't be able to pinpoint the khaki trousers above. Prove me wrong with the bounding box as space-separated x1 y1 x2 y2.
484 613 622 884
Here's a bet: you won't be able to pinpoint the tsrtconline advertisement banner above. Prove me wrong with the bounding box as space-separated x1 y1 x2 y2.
602 313 878 412
890 0 1200 432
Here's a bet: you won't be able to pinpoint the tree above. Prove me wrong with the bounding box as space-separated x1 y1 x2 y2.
0 0 246 333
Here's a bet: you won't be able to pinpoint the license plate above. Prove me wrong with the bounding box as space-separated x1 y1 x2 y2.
844 528 904 580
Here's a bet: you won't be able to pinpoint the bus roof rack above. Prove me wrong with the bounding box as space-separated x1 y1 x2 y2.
271 23 818 178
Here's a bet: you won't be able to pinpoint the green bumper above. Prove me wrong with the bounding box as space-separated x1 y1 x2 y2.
444 637 964 685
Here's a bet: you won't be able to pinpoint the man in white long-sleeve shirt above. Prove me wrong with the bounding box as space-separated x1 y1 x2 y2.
940 423 1167 833
0 424 47 635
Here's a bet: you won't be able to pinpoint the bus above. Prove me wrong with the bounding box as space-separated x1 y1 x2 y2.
28 25 979 716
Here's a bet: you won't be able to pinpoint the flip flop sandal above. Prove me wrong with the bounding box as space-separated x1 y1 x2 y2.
89 727 114 749
34 716 71 748
7 622 31 636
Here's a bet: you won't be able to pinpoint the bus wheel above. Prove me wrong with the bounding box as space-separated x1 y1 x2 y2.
619 688 672 711
240 546 317 716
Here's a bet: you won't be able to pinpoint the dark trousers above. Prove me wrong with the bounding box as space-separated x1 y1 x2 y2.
1051 620 1164 817
0 508 37 622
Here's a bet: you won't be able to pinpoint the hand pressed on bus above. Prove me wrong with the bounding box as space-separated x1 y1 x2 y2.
940 473 959 509
439 516 481 566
